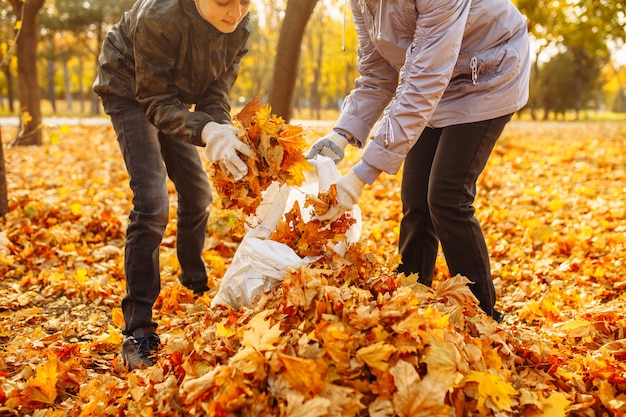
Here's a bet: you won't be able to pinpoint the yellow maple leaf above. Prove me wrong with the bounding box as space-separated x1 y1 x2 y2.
316 322 352 369
229 346 266 375
278 353 328 395
75 268 89 284
356 341 397 372
240 310 282 352
285 156 313 186
284 393 331 417
70 202 82 215
390 360 421 415
463 370 518 413
256 104 271 125
21 110 32 126
392 310 428 341
111 307 124 328
216 322 236 338
524 392 572 417
391 361 454 417
555 318 594 339
423 331 464 380
180 366 220 404
23 352 58 404
94 325 123 345
433 274 479 307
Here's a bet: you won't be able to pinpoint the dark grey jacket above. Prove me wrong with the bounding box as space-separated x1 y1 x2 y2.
338 0 530 182
93 0 250 146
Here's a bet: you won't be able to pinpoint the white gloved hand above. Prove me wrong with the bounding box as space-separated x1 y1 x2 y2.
317 170 365 222
202 122 254 181
306 130 350 163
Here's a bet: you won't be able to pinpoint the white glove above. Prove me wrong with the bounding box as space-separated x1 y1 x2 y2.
317 170 365 222
306 130 350 163
202 122 254 181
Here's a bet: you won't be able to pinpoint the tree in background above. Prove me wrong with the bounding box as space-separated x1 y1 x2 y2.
232 4 281 103
0 1 16 113
518 0 625 119
9 0 44 146
539 51 579 119
0 127 6 216
0 0 623 123
601 60 626 113
233 0 358 119
38 0 135 115
267 0 318 122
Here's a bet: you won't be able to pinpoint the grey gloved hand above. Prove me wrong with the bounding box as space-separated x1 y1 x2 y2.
202 122 254 181
317 170 365 222
306 130 350 163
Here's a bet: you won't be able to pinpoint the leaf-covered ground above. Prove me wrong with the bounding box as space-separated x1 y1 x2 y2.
0 120 625 416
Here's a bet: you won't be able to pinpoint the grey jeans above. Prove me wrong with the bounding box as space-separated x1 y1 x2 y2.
101 95 212 335
397 114 512 319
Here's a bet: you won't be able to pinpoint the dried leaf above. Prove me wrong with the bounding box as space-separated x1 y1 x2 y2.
211 98 313 216
356 342 397 372
463 370 518 413
240 310 283 352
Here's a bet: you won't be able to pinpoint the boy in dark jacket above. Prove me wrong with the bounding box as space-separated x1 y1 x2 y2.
93 0 252 370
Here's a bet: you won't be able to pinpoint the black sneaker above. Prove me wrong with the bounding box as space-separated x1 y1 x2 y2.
493 309 505 324
185 282 209 296
121 332 161 370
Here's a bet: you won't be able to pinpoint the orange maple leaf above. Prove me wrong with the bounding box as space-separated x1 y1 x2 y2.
271 200 355 257
22 352 59 405
356 341 397 372
278 353 328 396
240 310 283 352
463 370 518 414
211 97 313 217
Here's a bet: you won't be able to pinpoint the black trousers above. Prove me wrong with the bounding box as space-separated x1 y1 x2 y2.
397 114 513 319
102 95 212 335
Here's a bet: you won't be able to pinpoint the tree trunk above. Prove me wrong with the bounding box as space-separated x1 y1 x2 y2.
2 68 14 112
63 59 72 111
0 127 8 216
268 0 318 122
91 20 103 115
78 56 85 113
309 28 323 120
10 0 45 146
47 57 56 113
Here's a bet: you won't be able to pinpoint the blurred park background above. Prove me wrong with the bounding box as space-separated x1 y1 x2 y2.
0 0 625 127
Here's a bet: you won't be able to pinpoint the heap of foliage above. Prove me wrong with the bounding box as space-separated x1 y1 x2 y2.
0 122 625 416
210 97 312 217
271 201 356 258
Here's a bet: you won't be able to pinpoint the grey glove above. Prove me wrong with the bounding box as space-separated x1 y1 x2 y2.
202 122 253 181
317 170 365 222
306 130 350 163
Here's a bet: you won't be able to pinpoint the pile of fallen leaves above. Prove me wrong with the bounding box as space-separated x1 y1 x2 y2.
210 98 312 217
0 120 626 416
271 201 356 258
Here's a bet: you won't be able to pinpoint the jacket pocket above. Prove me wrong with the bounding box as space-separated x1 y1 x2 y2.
450 42 521 87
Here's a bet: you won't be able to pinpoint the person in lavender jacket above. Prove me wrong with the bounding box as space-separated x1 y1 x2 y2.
306 0 530 322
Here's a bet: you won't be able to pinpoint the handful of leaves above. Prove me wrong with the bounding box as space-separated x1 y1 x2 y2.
210 98 312 216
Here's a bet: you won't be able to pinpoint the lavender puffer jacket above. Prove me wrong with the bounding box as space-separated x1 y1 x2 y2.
336 0 530 182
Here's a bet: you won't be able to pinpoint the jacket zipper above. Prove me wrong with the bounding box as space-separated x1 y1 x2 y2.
470 56 478 85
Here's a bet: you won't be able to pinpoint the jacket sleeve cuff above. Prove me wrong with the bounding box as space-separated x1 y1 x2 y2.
353 161 382 185
335 113 374 149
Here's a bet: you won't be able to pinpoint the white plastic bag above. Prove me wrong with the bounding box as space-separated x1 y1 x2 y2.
211 156 362 309
210 235 318 308
289 156 362 256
